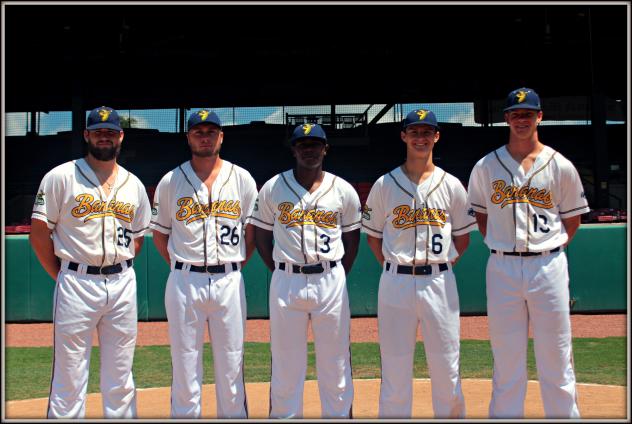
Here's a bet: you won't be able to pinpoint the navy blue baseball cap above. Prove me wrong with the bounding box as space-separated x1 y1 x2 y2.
188 109 222 131
86 106 122 131
504 87 542 112
290 123 327 145
402 109 440 131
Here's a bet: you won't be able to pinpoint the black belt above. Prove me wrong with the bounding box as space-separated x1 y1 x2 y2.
175 261 239 273
278 261 337 274
67 259 133 275
491 247 561 257
386 262 448 276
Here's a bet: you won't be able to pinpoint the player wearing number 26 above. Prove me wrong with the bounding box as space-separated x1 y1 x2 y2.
467 88 589 418
29 106 152 418
250 123 361 418
150 110 258 418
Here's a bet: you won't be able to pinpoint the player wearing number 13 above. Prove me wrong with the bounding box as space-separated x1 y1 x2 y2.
29 106 152 418
467 88 589 418
150 110 258 418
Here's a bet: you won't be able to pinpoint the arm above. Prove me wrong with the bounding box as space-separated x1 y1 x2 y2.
562 215 582 246
366 234 384 265
451 233 470 265
152 230 171 264
134 235 145 254
242 224 256 266
254 226 275 272
474 212 488 238
29 219 60 281
340 229 360 275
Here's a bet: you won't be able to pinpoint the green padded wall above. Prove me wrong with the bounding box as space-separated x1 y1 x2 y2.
4 224 628 322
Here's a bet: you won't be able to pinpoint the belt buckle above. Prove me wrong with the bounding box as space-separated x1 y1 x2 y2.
301 264 324 274
100 264 118 275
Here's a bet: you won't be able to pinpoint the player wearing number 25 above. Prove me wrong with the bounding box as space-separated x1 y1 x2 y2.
250 123 362 418
362 109 476 418
467 88 589 418
29 106 152 418
150 110 258 418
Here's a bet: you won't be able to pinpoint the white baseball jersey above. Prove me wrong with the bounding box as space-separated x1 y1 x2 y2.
150 160 258 264
31 158 152 265
361 166 476 264
248 170 362 263
467 145 590 252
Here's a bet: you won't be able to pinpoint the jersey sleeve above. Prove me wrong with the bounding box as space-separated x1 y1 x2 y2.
132 181 152 238
450 180 478 236
340 183 362 233
31 170 62 230
248 180 275 231
558 161 590 218
149 174 172 235
241 173 259 225
467 160 487 214
361 178 386 239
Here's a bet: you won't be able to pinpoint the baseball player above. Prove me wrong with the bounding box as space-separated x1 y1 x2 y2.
250 123 361 418
362 109 476 418
150 110 257 418
29 106 151 418
468 87 589 418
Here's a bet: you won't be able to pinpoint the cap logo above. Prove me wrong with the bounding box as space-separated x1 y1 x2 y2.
198 110 209 121
416 110 428 121
98 109 111 122
302 124 314 135
516 90 529 104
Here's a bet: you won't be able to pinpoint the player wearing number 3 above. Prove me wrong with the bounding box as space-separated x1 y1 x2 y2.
251 123 361 418
30 106 152 418
362 109 476 418
150 110 258 418
468 88 588 418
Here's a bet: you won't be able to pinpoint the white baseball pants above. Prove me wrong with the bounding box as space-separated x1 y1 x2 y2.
269 262 353 419
377 264 465 419
165 266 247 418
47 263 138 419
486 250 580 418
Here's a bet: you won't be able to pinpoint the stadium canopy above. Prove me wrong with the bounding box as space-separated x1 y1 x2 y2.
4 4 627 116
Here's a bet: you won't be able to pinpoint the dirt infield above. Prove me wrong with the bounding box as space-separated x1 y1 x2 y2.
4 314 627 346
5 315 628 419
5 379 627 419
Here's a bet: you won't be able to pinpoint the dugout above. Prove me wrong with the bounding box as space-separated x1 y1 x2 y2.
2 4 629 320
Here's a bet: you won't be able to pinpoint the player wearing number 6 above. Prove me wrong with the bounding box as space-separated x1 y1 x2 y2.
29 106 152 418
362 109 476 418
250 123 361 418
467 88 588 418
150 110 258 418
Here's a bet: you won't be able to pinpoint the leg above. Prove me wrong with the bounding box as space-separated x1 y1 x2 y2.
527 252 580 418
207 271 248 418
269 270 310 418
165 271 207 418
377 271 418 418
47 272 100 419
417 270 465 418
310 266 353 418
486 255 529 418
97 268 138 419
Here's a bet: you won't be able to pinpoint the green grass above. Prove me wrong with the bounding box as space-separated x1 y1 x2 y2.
4 338 626 401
